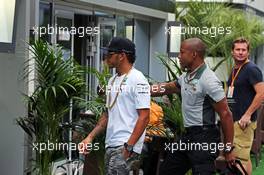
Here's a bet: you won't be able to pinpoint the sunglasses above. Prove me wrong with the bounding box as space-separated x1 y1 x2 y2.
104 52 121 60
101 48 134 60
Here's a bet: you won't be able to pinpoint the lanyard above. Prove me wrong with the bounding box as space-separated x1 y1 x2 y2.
230 60 249 87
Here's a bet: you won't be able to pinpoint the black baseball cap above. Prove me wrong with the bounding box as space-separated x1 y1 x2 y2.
101 37 135 55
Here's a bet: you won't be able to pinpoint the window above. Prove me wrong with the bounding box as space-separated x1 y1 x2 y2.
39 2 52 43
0 0 18 52
116 16 134 41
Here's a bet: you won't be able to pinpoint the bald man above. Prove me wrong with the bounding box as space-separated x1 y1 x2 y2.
151 38 235 174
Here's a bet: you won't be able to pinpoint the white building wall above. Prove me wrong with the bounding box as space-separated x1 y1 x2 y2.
233 0 264 13
149 19 167 82
0 0 30 174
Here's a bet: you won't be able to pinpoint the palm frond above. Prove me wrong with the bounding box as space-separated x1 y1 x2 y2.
17 40 86 174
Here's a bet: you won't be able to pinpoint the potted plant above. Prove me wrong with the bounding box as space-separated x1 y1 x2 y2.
17 40 86 175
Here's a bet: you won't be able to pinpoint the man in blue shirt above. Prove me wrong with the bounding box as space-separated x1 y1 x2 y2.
227 37 264 174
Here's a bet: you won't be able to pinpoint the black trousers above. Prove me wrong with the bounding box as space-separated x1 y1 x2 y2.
159 125 221 175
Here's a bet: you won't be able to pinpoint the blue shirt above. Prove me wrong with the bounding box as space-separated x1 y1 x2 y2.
227 61 263 122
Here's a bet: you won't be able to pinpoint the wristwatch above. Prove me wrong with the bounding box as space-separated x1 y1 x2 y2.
124 142 134 153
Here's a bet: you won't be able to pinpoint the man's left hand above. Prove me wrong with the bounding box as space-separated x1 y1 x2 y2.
238 113 251 130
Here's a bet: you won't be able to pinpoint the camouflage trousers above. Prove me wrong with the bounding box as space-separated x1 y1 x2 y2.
105 146 140 175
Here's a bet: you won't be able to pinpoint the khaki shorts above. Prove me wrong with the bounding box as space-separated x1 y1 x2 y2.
233 121 257 162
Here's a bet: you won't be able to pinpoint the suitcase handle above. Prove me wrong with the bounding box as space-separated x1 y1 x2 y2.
227 159 248 175
234 159 247 175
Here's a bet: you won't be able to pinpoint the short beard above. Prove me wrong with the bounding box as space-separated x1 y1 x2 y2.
234 58 248 64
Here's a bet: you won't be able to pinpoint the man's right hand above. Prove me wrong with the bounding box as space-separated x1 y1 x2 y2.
150 81 180 97
225 152 236 167
78 113 108 154
79 135 93 155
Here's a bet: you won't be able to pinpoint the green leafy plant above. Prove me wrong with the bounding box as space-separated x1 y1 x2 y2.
75 64 111 175
17 40 86 175
153 53 184 136
176 0 264 74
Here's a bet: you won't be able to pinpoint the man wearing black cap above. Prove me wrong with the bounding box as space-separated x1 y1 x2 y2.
79 37 150 174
